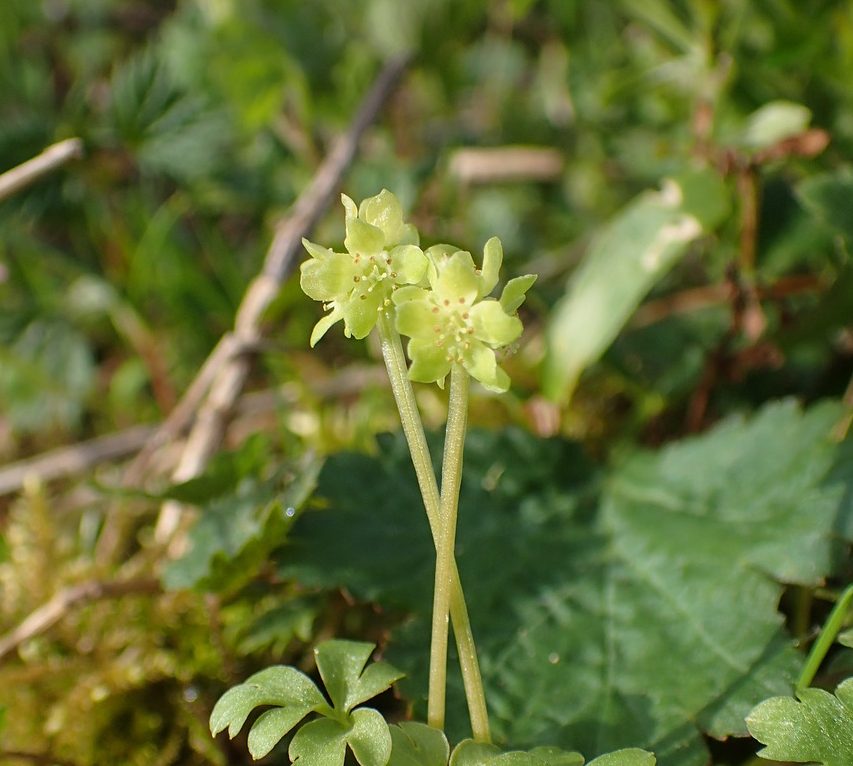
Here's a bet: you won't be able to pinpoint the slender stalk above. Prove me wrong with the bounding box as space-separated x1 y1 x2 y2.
797 583 853 692
377 312 490 742
428 364 469 731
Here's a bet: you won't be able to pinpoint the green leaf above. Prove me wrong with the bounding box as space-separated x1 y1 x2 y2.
389 723 450 766
450 740 584 766
742 100 812 150
543 173 727 402
290 717 350 766
348 708 394 766
210 665 326 740
796 170 853 242
746 679 853 765
587 750 656 766
282 401 851 766
315 639 404 713
289 711 393 766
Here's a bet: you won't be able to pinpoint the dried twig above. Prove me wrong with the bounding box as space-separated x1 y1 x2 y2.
0 425 155 497
144 55 410 544
0 367 385 498
0 578 159 661
448 146 564 185
0 138 83 202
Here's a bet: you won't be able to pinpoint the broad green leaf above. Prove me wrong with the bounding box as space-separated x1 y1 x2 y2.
796 170 853 242
210 665 326 739
451 739 585 766
742 101 812 150
746 679 853 764
282 401 851 766
389 723 450 766
162 452 319 592
542 171 728 402
587 750 656 766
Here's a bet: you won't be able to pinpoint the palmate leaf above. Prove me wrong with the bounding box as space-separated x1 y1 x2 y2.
210 639 403 763
746 679 853 765
280 400 852 766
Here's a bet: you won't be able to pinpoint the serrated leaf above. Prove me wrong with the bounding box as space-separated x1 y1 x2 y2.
163 453 319 592
587 749 656 766
282 402 851 766
746 679 853 764
209 665 325 739
389 723 450 766
543 173 727 402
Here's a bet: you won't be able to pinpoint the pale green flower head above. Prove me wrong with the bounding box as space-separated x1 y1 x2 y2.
300 189 427 345
393 237 536 392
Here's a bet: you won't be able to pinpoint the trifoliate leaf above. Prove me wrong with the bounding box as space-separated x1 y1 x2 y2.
389 723 450 766
746 679 853 765
211 640 401 764
281 401 851 766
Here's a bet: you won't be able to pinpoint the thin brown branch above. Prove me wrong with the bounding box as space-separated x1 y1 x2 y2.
0 578 159 662
0 424 154 497
150 54 410 545
631 274 823 329
0 138 83 201
0 365 385 498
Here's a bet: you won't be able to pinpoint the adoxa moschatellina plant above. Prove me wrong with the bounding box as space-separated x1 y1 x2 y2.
209 191 655 766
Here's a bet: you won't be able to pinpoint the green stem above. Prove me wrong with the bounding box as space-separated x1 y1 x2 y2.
377 313 490 742
428 364 468 731
797 583 853 692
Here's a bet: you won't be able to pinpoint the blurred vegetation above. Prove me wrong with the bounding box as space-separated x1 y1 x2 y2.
0 1 851 765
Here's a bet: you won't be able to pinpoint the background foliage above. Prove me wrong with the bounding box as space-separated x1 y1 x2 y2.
1 1 852 765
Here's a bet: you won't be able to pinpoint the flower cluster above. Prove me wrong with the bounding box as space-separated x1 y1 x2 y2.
301 190 536 392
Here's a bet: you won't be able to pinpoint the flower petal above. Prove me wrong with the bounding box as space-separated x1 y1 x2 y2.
392 285 430 305
397 223 420 246
359 189 404 246
500 274 537 314
479 237 503 297
436 251 479 304
396 299 438 340
470 300 522 347
407 337 452 385
345 215 385 256
390 245 428 285
310 305 344 347
463 343 510 392
300 252 357 302
342 288 384 339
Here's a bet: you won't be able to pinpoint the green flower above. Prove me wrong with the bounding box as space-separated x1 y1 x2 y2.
300 190 427 346
393 237 536 392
